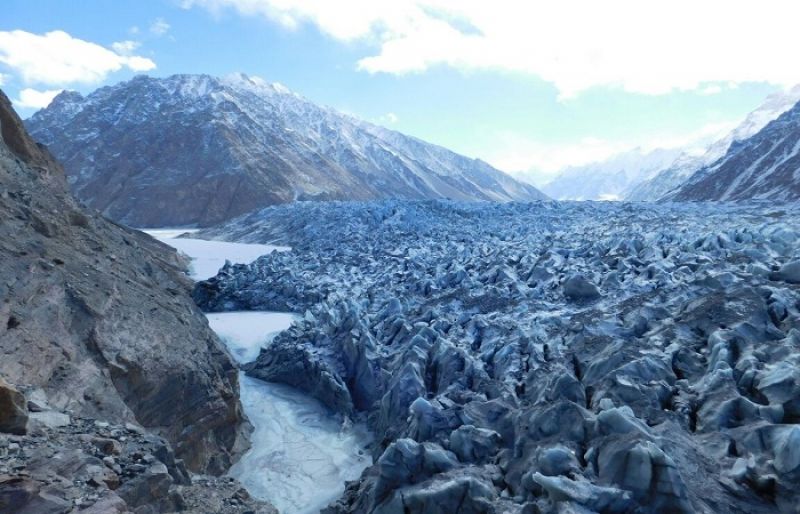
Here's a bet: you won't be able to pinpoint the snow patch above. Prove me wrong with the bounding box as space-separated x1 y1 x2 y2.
144 229 289 280
206 311 297 364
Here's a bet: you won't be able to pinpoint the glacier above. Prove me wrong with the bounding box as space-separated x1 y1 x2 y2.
191 199 800 514
145 229 372 514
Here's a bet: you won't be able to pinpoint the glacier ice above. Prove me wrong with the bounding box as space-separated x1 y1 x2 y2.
192 199 800 513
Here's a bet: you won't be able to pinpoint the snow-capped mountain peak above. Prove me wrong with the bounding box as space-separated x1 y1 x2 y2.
628 84 800 201
26 74 546 227
541 147 683 201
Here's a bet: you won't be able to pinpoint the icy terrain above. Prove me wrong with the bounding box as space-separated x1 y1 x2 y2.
208 313 372 514
145 229 288 280
145 230 372 513
194 200 800 513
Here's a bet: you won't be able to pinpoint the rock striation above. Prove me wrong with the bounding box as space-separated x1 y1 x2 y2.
26 74 547 227
0 87 247 480
628 84 800 201
195 199 800 513
667 100 800 202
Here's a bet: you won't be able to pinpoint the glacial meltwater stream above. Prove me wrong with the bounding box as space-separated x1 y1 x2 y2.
145 230 372 514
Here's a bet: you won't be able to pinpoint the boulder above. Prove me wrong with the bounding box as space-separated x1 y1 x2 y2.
563 274 602 301
770 260 800 284
0 378 27 435
0 476 72 514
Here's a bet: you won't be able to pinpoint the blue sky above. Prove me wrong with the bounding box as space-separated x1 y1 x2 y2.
1 0 794 184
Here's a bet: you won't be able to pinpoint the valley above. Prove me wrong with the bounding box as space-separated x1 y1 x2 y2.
147 230 372 514
3 6 800 512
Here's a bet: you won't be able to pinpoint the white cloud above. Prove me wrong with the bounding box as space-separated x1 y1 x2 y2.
14 88 63 109
485 120 737 186
183 0 800 98
699 85 722 96
129 26 141 35
0 72 6 86
111 40 141 56
378 112 399 124
0 30 156 86
150 18 171 36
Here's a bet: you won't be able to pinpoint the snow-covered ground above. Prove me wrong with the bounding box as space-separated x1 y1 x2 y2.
210 312 372 514
206 311 298 364
144 229 372 514
145 228 288 280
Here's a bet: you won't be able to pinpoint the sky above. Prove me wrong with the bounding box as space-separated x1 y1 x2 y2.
1 0 797 185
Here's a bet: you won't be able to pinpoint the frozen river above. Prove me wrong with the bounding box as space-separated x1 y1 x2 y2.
145 229 372 514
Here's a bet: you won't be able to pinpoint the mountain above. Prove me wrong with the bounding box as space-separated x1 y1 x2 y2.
0 86 247 484
667 99 800 201
628 85 800 201
26 73 547 227
541 147 682 201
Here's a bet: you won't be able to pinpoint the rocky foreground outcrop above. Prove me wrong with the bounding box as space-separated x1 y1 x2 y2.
0 399 274 514
0 89 256 512
196 200 800 513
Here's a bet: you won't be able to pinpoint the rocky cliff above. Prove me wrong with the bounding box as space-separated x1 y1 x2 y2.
0 88 246 479
26 74 547 227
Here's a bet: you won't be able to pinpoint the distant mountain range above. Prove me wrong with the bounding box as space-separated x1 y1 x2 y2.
541 147 683 201
541 85 800 203
26 74 546 227
630 85 800 201
667 100 800 201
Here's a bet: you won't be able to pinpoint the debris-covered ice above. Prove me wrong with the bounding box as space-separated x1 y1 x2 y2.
194 199 800 513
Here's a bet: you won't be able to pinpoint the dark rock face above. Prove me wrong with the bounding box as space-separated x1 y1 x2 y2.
0 407 275 514
26 74 547 228
0 378 27 435
0 89 245 474
195 200 800 513
669 100 800 202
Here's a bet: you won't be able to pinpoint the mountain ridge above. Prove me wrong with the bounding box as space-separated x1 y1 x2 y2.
26 73 547 227
541 146 683 201
666 100 800 202
628 85 800 201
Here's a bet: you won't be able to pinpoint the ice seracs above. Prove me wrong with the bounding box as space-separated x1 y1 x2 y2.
192 199 800 513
